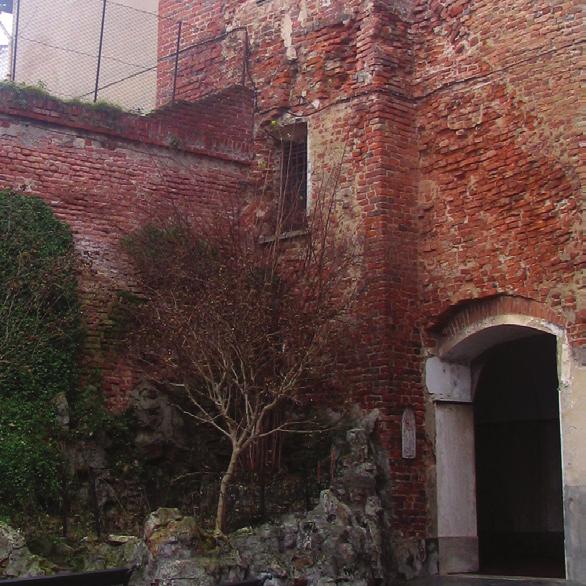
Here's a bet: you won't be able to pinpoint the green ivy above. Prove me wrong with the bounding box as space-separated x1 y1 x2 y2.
0 398 61 509
0 190 81 513
69 381 136 459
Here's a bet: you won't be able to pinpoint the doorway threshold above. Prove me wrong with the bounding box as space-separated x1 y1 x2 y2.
452 574 570 583
401 576 584 586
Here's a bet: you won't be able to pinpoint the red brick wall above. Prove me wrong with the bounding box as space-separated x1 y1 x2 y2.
0 86 254 409
413 0 583 347
158 0 387 110
155 0 583 547
157 0 430 543
2 0 580 567
0 85 254 162
157 28 249 106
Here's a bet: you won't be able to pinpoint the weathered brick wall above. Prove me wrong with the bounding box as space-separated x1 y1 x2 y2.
2 0 580 568
0 85 254 162
157 0 583 547
0 86 254 409
413 0 583 347
157 0 430 543
159 0 415 110
412 4 583 571
157 28 249 106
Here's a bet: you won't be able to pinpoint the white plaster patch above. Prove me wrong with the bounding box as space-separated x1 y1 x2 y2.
0 122 20 137
298 0 308 25
425 357 472 403
281 13 297 61
401 409 416 459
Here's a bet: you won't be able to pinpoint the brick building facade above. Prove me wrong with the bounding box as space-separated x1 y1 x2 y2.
0 0 583 581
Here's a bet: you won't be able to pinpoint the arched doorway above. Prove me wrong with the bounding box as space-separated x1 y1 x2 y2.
473 333 565 578
425 304 580 578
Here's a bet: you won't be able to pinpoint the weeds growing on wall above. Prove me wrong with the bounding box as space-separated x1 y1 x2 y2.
0 81 130 114
0 190 81 515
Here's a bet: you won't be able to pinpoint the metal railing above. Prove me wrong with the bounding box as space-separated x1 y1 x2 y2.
0 568 133 586
8 0 249 114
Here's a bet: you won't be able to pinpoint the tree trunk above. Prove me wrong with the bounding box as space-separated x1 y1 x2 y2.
215 445 240 534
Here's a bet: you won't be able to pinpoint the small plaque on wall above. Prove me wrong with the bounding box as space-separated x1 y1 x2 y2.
402 408 416 459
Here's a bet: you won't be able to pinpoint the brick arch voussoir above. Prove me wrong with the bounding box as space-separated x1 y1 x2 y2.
430 294 565 342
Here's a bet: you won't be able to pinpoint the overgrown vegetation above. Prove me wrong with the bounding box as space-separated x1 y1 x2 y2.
0 190 81 515
122 189 360 534
0 191 141 542
0 163 361 549
0 80 129 114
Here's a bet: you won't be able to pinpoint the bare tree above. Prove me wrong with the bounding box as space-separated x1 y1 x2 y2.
123 160 360 534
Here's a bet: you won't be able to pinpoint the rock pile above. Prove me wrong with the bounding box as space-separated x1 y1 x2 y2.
1 411 394 585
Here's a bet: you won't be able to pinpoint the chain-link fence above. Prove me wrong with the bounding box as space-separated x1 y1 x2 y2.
9 0 249 114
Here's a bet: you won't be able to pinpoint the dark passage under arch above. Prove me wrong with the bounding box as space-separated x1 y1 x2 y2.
474 333 565 578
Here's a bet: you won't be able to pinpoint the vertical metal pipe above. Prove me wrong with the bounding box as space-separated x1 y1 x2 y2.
171 20 182 104
94 0 107 102
11 0 21 81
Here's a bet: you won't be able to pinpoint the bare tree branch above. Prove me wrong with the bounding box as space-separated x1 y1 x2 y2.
122 155 361 533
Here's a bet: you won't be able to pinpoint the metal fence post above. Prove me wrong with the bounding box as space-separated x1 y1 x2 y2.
94 0 107 102
171 20 182 104
10 0 21 81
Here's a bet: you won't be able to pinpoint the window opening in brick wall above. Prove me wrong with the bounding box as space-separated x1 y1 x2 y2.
279 124 308 231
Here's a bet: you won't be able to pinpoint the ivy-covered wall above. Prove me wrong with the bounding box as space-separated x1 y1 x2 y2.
0 85 254 410
0 190 80 514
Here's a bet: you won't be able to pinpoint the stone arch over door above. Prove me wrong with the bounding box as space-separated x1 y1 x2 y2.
424 296 584 579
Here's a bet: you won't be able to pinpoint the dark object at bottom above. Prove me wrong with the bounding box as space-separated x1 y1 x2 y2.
220 577 268 586
0 568 133 586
